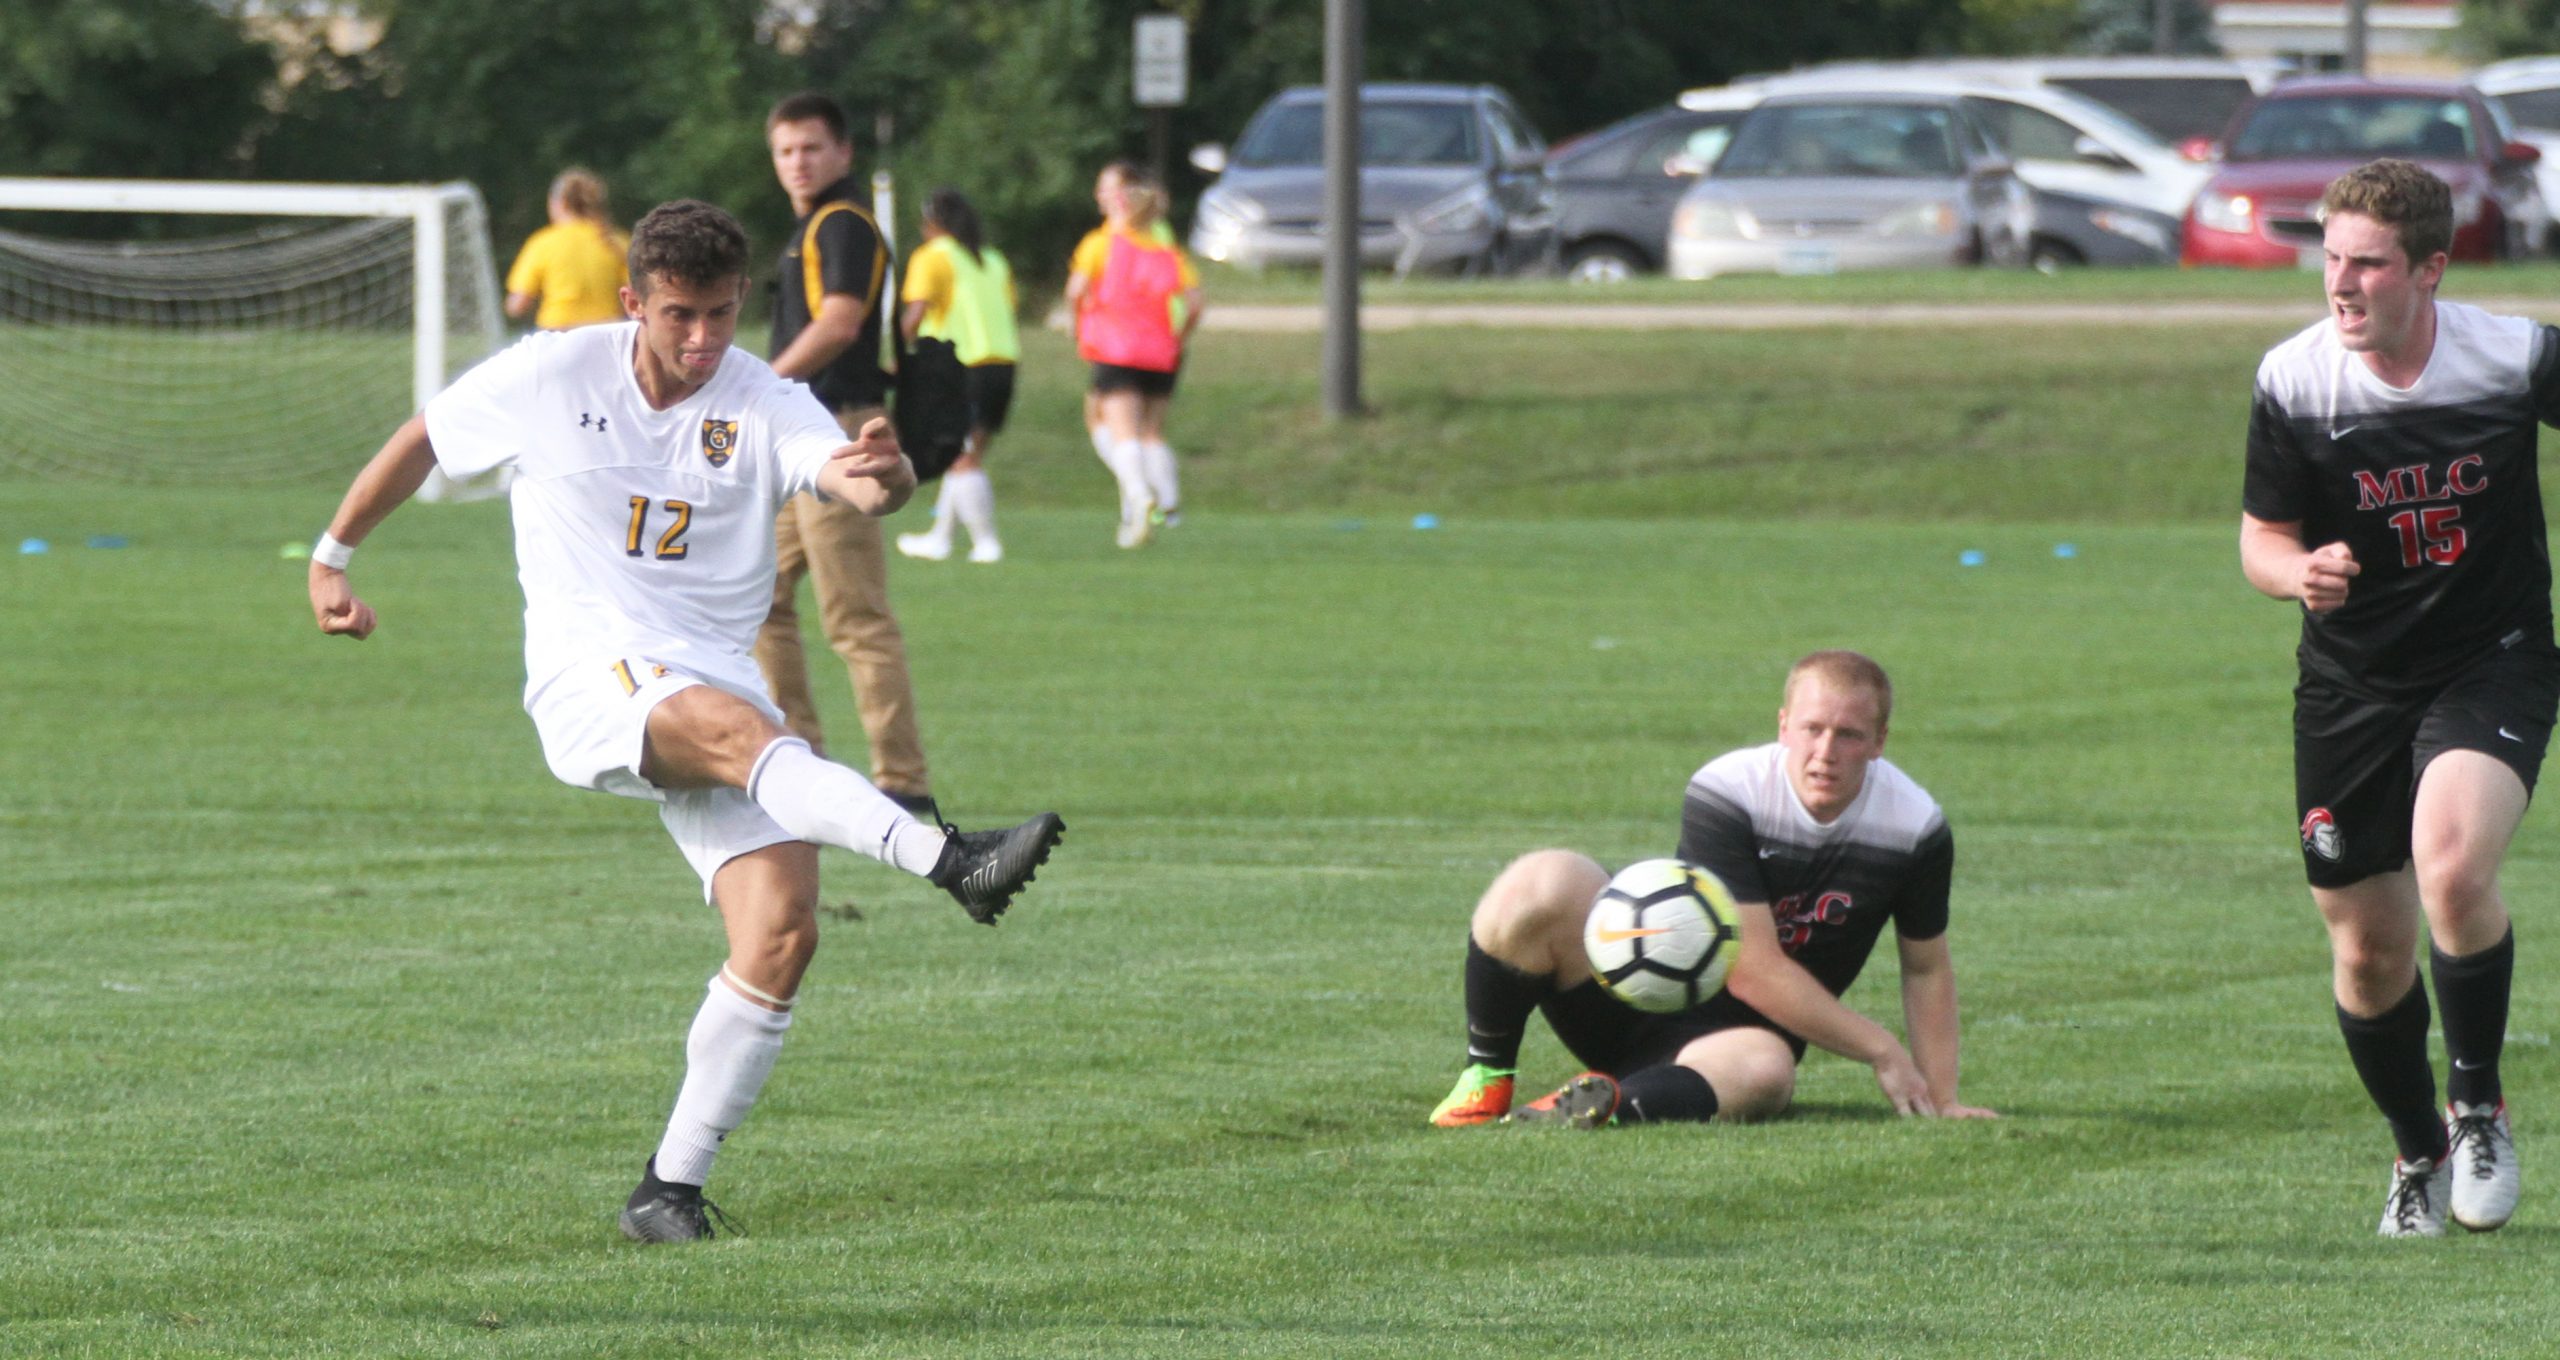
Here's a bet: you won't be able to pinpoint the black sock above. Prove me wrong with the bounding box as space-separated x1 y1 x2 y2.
2433 926 2514 1109
2338 980 2448 1164
1462 937 1550 1071
1616 1065 1720 1124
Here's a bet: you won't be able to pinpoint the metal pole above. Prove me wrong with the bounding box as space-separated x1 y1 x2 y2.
2153 0 2175 55
2344 0 2368 75
1321 0 1363 420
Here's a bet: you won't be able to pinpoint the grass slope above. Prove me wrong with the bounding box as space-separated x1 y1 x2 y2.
4 313 2557 1357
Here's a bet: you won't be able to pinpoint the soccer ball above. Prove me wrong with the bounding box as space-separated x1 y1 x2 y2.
1583 858 1740 1014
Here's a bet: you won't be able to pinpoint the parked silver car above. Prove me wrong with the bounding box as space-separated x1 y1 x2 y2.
1189 83 1557 275
1666 92 2031 279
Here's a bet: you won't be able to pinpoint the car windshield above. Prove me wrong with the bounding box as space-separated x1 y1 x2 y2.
1716 103 1959 179
2227 95 2477 162
1233 101 1481 168
2049 76 2254 142
2492 87 2560 134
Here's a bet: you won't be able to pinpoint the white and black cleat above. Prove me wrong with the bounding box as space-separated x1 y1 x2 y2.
2378 1155 2451 1238
2447 1101 2520 1232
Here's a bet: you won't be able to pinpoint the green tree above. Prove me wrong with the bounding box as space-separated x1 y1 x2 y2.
2459 0 2560 60
0 0 276 184
256 0 785 257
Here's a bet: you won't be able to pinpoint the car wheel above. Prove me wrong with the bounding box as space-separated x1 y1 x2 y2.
2028 238 2084 275
1564 241 1645 284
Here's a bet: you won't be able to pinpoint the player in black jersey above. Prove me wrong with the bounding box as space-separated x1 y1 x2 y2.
1428 652 1997 1130
2241 160 2551 1237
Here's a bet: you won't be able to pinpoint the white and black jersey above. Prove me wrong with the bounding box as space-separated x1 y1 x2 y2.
2244 301 2560 697
1677 744 1953 1001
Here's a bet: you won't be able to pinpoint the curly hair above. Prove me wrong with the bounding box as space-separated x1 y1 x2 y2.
626 200 749 294
2318 159 2453 264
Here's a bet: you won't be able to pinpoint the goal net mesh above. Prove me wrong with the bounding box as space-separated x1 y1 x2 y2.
0 196 502 483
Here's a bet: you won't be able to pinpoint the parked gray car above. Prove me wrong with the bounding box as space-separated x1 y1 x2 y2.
1548 88 1755 281
1667 92 2031 279
1189 83 1557 275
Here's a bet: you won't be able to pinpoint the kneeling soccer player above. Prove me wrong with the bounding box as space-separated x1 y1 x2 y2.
308 200 1065 1242
1430 651 1996 1129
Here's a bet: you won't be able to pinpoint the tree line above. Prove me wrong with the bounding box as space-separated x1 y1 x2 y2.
4 0 2243 285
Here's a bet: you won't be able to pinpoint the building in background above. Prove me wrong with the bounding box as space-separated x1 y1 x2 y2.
2210 0 2461 77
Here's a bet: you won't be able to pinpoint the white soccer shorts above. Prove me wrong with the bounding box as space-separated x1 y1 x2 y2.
524 655 801 899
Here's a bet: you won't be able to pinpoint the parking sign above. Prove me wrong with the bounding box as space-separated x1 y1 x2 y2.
1133 14 1187 108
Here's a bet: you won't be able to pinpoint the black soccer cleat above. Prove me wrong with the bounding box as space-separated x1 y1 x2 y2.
618 1161 736 1244
1504 1072 1621 1130
926 811 1066 925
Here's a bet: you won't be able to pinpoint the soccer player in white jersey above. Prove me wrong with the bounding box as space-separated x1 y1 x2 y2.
306 200 1066 1243
2242 160 2554 1237
1428 652 1996 1129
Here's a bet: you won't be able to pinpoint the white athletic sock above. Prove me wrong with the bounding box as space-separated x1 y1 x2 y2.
746 737 947 876
653 975 794 1186
1139 439 1179 514
1106 436 1154 520
919 480 957 547
947 468 997 546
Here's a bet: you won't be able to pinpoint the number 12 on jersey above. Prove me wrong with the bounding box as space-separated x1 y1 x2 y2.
624 497 693 560
2386 506 2465 568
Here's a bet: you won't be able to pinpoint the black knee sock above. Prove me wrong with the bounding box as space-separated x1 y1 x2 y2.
2338 980 2449 1164
1615 1065 1720 1124
1462 937 1550 1071
2433 926 2514 1110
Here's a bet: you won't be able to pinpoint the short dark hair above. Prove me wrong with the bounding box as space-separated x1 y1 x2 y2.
2319 159 2453 265
626 200 750 294
767 91 849 142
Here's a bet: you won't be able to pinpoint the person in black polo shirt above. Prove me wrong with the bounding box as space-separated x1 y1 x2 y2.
2242 159 2556 1237
753 91 932 810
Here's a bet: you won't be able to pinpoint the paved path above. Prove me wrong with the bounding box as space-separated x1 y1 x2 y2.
1199 298 2560 332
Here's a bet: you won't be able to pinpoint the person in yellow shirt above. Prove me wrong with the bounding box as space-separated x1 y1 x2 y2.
1065 162 1201 548
503 169 630 330
895 189 1019 565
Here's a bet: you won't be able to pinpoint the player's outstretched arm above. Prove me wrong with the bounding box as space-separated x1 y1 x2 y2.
309 414 438 641
1898 932 1997 1120
2240 513 2357 614
815 414 918 516
1722 900 1937 1116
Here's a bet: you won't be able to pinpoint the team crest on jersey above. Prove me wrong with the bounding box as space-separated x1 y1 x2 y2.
700 418 739 468
2301 807 2343 862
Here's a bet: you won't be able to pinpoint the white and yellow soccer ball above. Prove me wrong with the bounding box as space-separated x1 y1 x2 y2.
1583 858 1741 1014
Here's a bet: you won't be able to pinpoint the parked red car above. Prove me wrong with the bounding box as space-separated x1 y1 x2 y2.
2180 78 2543 267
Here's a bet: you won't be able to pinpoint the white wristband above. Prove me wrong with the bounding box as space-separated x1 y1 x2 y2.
311 532 356 570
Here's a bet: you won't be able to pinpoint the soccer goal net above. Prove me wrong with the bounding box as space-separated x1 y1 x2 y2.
0 178 505 487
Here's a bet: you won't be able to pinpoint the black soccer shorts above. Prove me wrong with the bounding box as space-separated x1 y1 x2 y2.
965 362 1016 435
1539 983 1808 1078
1089 361 1178 398
2293 640 2560 888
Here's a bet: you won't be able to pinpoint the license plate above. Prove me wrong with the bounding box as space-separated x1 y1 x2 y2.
1778 246 1838 275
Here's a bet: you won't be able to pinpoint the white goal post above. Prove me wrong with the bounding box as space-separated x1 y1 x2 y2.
0 177 506 490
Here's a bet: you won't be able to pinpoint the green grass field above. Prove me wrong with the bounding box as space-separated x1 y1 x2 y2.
7 299 2560 1357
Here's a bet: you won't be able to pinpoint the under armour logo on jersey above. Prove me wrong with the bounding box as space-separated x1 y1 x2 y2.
580 412 608 432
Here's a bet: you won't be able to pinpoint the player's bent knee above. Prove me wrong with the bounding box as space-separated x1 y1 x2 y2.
1472 850 1606 960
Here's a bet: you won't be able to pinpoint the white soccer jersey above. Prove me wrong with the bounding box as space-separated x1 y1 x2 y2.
424 323 848 700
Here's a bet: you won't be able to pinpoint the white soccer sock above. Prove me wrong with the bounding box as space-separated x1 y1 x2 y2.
746 737 947 877
918 479 957 546
1138 439 1179 514
653 975 794 1186
1106 436 1154 520
947 468 997 546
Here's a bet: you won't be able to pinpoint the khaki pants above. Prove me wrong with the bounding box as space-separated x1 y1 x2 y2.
752 406 929 797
